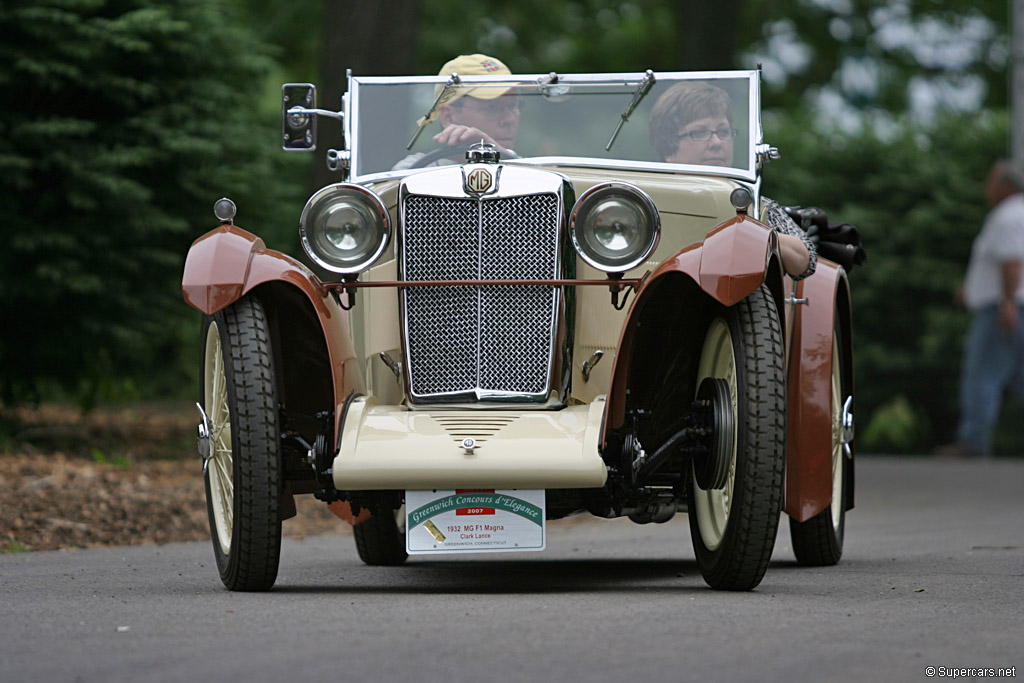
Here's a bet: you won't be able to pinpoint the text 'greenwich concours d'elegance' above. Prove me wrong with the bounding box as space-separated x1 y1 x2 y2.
182 57 865 592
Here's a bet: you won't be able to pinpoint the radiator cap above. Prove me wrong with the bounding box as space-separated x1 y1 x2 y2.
466 140 500 164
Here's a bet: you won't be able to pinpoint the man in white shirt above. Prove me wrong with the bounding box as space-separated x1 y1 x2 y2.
940 159 1024 457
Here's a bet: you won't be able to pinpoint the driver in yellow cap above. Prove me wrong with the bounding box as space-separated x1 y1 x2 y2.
394 54 520 170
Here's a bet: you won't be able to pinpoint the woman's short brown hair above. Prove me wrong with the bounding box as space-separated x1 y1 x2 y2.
649 82 733 161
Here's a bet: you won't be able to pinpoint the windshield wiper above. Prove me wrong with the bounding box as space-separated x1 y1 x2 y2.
406 73 461 150
605 69 656 151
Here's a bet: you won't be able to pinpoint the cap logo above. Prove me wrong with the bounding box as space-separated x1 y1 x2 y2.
467 168 493 193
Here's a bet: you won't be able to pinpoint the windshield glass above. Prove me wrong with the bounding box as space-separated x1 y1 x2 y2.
347 71 759 181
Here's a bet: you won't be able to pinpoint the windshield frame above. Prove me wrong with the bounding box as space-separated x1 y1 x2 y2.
345 70 763 183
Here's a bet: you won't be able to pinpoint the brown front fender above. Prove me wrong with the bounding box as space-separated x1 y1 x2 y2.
182 225 266 316
182 224 365 443
603 214 783 441
698 214 781 306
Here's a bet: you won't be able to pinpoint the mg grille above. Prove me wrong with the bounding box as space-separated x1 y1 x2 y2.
402 193 560 401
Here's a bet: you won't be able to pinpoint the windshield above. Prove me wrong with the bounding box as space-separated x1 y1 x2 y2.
347 71 760 182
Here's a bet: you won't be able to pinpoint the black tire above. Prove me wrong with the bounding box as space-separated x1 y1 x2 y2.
200 296 283 591
354 503 408 566
687 284 786 591
789 324 848 566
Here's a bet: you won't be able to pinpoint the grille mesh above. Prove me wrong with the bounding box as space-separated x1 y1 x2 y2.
403 193 559 399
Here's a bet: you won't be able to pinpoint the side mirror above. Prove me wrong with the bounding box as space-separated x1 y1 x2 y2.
282 83 317 151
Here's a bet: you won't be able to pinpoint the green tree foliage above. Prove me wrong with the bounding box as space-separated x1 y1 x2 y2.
416 0 1009 121
312 0 420 191
766 110 1007 451
0 0 304 406
742 0 1007 116
229 0 320 82
417 0 680 74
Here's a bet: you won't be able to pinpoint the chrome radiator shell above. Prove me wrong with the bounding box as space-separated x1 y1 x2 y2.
398 165 574 405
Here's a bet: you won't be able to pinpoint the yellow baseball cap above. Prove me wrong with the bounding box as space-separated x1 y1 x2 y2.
419 54 513 124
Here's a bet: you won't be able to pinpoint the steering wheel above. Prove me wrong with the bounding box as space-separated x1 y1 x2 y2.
409 145 471 169
409 144 519 169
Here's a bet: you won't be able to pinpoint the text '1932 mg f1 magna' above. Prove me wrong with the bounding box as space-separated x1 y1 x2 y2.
182 67 862 592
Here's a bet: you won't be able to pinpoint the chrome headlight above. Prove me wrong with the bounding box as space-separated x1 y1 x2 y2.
569 182 660 273
299 184 390 274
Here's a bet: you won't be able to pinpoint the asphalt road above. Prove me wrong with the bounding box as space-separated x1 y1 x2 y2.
1 456 1021 683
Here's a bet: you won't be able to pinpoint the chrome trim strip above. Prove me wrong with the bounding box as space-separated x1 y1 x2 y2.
328 278 640 290
352 70 760 86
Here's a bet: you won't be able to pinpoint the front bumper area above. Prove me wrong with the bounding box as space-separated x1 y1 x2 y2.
332 397 609 490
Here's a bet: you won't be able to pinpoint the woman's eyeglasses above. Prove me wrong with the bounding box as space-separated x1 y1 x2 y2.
677 127 739 142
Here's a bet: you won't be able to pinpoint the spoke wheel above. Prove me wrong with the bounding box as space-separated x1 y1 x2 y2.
354 502 408 566
789 326 848 566
687 285 785 591
200 296 283 591
691 319 738 550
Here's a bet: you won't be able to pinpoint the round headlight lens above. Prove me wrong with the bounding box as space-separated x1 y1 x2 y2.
570 183 660 273
300 184 390 274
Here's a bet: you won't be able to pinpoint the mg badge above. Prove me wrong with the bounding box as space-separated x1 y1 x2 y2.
466 168 493 194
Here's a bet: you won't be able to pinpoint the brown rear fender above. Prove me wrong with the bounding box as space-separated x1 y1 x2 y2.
603 214 784 450
183 224 365 445
785 261 854 521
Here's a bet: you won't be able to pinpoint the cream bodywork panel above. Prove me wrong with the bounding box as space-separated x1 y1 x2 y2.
341 170 738 477
333 397 609 489
357 179 404 404
565 170 739 401
361 259 404 404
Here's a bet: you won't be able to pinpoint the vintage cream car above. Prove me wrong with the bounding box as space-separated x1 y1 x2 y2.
182 69 857 592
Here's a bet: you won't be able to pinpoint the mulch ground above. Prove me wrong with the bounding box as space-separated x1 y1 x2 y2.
0 402 348 552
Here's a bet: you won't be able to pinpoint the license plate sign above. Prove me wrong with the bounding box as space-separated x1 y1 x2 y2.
405 489 545 554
